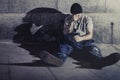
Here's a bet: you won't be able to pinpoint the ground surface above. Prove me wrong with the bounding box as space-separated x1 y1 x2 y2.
0 41 120 80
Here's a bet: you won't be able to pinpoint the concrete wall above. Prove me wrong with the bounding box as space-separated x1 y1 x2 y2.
1 0 120 13
0 0 120 44
0 0 57 13
0 14 24 39
58 0 106 13
89 13 120 44
58 0 120 13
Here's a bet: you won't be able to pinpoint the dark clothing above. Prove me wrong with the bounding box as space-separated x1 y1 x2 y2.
57 33 102 63
57 15 102 63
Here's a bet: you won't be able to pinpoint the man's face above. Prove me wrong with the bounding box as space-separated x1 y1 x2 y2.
73 13 81 21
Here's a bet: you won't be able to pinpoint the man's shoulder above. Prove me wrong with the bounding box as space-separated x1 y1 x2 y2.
65 14 72 20
81 14 91 19
80 14 92 22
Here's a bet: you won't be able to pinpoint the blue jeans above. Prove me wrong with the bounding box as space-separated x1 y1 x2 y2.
57 44 73 62
60 35 103 62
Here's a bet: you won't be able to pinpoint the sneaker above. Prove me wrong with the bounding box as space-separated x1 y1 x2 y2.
39 50 63 66
101 53 120 66
89 53 120 69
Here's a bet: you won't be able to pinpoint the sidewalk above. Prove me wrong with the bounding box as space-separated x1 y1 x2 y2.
0 41 120 80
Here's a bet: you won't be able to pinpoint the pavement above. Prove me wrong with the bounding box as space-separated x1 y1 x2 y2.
0 40 120 80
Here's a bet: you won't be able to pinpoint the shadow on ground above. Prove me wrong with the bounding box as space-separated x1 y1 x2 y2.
0 60 56 67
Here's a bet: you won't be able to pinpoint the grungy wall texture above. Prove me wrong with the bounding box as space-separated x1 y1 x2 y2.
1 0 120 13
0 0 58 13
0 0 120 44
89 14 120 44
58 0 106 13
58 0 120 13
0 14 24 39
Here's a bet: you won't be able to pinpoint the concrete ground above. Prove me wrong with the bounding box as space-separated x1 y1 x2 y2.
0 40 120 80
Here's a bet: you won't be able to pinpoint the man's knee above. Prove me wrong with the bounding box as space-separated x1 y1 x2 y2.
88 45 102 58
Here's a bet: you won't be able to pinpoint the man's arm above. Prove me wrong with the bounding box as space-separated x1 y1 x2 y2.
30 24 43 35
73 17 93 42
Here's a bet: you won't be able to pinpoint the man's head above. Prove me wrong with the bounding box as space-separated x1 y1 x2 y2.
70 3 83 14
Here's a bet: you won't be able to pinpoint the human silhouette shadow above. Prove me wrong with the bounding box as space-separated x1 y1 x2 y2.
13 7 67 67
13 7 66 43
0 60 56 67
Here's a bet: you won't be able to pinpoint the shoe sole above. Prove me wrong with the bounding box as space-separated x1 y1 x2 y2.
39 50 63 66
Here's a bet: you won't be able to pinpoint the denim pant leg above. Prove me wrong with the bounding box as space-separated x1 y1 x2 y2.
80 44 103 63
58 44 73 62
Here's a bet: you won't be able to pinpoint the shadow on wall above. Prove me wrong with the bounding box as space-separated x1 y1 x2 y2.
13 7 68 59
13 7 67 43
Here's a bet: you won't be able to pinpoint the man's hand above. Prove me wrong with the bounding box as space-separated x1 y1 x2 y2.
73 35 83 42
30 24 43 35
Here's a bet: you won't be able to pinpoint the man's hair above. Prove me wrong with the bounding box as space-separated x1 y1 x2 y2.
70 3 83 14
